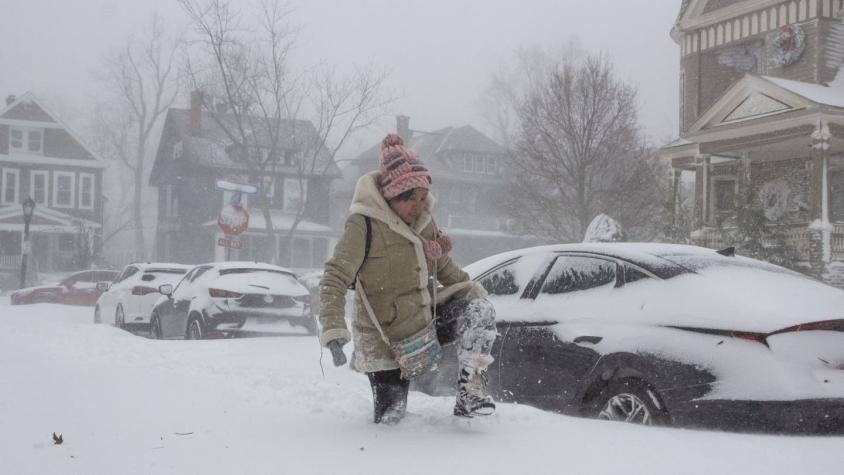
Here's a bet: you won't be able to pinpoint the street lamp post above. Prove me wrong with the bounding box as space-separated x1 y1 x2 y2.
19 197 36 289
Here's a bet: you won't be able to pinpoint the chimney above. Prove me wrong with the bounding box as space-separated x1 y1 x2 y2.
396 115 411 142
190 90 203 136
5 95 16 107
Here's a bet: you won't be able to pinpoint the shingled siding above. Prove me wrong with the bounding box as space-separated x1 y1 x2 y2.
750 157 811 222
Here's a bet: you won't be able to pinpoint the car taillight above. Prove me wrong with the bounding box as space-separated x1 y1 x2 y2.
209 288 243 299
733 331 767 343
293 295 311 305
769 319 844 335
131 286 158 296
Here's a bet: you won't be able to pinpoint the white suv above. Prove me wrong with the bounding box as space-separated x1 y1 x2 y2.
94 263 192 332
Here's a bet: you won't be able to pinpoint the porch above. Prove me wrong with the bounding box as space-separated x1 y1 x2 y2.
660 75 844 283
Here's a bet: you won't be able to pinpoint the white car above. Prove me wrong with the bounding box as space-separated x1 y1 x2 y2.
150 261 315 339
94 263 192 331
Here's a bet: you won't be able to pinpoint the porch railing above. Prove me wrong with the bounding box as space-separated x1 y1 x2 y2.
0 255 21 270
691 223 844 262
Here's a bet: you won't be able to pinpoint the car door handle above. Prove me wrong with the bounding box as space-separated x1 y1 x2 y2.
573 335 602 345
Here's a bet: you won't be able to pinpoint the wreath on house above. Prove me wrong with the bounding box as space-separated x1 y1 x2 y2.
769 24 805 68
758 179 791 222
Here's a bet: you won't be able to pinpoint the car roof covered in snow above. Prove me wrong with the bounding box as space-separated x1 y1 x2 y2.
201 261 297 275
463 242 789 280
131 262 193 272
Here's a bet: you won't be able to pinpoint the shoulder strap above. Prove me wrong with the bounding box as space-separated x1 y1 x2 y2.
348 216 372 290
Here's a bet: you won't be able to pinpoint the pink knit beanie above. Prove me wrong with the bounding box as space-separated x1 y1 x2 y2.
379 134 432 200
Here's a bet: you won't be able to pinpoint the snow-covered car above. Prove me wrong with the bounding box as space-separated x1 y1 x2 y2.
10 269 119 306
149 261 315 339
94 263 192 331
415 243 844 434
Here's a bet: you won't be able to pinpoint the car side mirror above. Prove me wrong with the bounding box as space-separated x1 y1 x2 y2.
158 284 174 297
96 282 110 292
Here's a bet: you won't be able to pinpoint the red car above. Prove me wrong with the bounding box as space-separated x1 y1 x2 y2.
10 269 119 306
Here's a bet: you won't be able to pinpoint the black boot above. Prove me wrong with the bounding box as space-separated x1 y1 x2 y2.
367 369 409 424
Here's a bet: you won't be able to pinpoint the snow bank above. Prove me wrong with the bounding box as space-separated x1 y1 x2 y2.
3 302 844 474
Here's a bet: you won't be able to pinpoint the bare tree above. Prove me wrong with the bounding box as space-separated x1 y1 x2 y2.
485 46 668 242
94 14 181 260
178 0 390 264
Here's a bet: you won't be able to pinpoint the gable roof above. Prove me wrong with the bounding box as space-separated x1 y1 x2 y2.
354 124 506 174
686 74 844 135
150 107 339 185
0 92 105 165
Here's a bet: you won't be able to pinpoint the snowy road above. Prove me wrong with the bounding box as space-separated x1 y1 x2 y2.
2 299 844 474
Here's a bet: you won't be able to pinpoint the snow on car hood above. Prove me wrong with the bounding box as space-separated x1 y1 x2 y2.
529 266 844 334
210 271 307 296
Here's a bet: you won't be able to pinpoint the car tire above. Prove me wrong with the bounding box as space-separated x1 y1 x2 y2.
150 313 163 340
590 377 669 426
94 306 102 324
186 314 205 340
115 305 126 330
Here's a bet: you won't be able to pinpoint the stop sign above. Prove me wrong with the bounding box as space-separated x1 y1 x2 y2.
217 204 250 235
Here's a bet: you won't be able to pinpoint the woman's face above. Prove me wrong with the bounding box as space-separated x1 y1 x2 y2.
389 188 428 225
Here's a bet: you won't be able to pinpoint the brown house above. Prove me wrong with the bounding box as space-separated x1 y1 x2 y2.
661 0 844 285
149 92 339 271
0 92 105 278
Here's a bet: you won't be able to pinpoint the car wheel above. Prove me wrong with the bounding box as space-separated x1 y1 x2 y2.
115 305 126 330
186 314 205 340
150 313 163 340
591 378 669 426
94 306 102 324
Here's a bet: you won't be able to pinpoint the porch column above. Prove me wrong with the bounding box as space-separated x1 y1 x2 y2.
808 121 832 277
694 154 711 229
671 169 682 227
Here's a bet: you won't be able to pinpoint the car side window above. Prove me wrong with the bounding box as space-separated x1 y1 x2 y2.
115 266 139 284
479 262 521 296
190 266 213 282
540 256 617 295
623 266 650 285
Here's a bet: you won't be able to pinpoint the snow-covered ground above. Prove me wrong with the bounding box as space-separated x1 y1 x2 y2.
3 299 844 475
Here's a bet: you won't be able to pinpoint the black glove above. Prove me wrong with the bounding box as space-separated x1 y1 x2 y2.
327 339 348 367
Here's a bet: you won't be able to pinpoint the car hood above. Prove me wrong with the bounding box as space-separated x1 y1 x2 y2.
524 266 844 334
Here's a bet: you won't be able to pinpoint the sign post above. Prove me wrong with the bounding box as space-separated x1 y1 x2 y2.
215 180 258 261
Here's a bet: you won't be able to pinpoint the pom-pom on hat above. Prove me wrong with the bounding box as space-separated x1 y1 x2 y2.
379 133 432 200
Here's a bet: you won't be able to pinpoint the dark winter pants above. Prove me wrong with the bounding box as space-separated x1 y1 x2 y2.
365 297 497 423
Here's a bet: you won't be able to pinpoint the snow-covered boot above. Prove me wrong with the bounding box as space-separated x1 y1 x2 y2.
368 369 409 424
454 366 496 417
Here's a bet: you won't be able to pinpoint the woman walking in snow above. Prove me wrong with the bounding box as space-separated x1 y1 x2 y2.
318 134 498 424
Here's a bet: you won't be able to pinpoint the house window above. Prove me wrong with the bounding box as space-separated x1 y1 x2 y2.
1 168 20 205
9 127 42 154
30 170 49 206
713 178 737 212
53 172 75 208
485 157 497 175
79 173 95 210
284 178 307 213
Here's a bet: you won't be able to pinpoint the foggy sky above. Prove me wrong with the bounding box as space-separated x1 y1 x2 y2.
0 0 681 155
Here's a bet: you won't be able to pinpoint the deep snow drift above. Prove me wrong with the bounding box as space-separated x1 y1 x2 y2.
2 299 844 474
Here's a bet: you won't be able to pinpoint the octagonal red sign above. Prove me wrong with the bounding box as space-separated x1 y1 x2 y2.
217 204 250 236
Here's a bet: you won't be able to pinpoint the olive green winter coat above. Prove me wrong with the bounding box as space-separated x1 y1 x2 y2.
319 171 473 373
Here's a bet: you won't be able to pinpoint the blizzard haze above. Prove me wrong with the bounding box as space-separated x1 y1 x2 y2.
0 0 680 147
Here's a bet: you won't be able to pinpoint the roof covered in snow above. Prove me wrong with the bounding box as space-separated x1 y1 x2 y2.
762 76 844 109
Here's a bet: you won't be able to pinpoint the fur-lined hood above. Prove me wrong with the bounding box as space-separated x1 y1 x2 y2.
348 170 434 234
